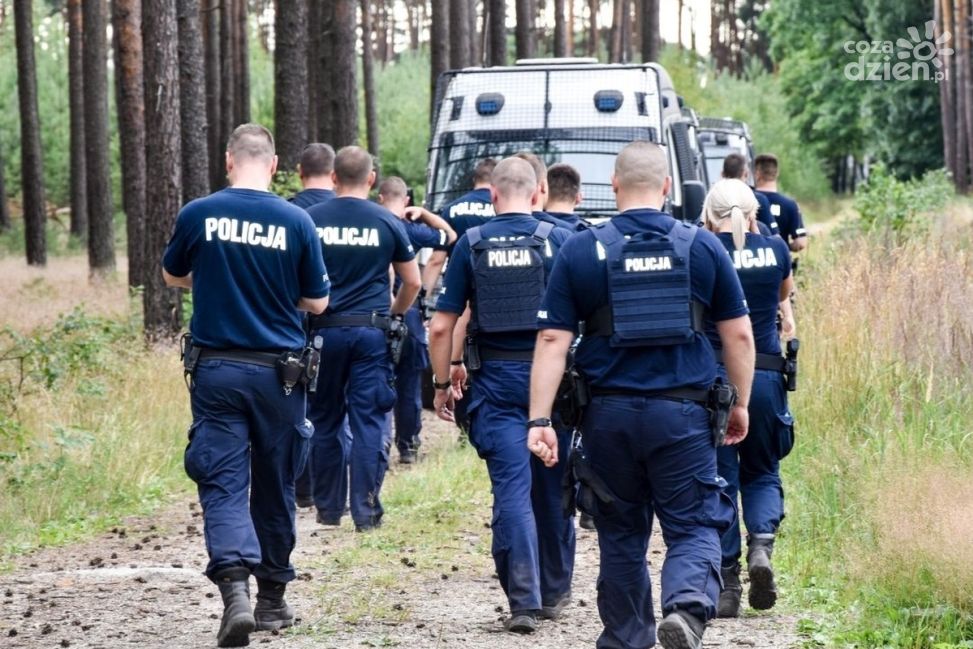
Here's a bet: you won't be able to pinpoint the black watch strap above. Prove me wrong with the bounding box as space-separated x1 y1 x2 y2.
432 376 451 390
527 417 553 428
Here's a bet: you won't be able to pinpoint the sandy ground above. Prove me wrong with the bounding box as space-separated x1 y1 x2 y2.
0 421 802 649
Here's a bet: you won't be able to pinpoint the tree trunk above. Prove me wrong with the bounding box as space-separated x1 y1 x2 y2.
0 146 10 232
203 0 223 189
143 0 183 339
307 0 321 140
553 0 568 56
406 0 419 51
515 0 534 59
178 0 211 201
640 0 659 62
450 0 470 68
83 0 115 276
586 0 598 57
330 0 358 147
676 0 683 49
431 0 449 111
234 0 250 125
938 0 957 188
468 0 479 65
112 0 147 287
361 0 379 156
487 0 506 65
567 0 574 54
959 0 973 190
274 0 309 170
609 0 623 62
220 0 236 151
67 0 87 240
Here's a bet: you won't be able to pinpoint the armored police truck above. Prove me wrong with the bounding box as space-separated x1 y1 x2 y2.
425 58 706 222
696 117 755 188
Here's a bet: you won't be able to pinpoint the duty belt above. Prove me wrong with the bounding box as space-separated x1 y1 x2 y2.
197 348 282 368
309 312 392 330
716 350 786 373
478 347 534 362
590 386 709 404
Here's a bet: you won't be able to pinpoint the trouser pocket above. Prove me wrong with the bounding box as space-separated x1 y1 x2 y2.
775 411 795 460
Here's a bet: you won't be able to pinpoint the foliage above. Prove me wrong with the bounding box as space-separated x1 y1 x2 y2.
371 52 431 196
271 170 304 199
854 164 952 235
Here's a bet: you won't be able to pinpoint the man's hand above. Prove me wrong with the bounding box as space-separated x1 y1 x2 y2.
433 388 455 422
450 363 467 400
780 314 796 340
724 405 749 446
528 425 559 467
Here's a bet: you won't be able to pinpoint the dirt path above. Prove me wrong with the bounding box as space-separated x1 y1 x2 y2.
0 418 802 649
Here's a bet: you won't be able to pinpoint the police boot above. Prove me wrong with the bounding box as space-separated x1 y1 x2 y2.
254 578 295 631
747 533 778 610
656 609 705 649
716 563 742 618
214 567 255 647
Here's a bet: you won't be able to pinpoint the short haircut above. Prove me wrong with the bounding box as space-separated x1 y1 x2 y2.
333 146 374 186
721 153 747 180
614 141 667 192
492 157 537 202
226 123 275 163
473 158 497 185
514 151 547 188
754 153 779 181
378 176 408 200
299 143 335 177
547 163 581 203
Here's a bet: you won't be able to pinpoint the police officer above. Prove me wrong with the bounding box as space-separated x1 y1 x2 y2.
514 151 576 231
304 147 421 532
162 124 330 647
701 179 795 617
428 157 576 634
528 141 756 649
377 177 457 463
721 153 777 236
545 163 589 231
754 154 808 254
290 143 337 209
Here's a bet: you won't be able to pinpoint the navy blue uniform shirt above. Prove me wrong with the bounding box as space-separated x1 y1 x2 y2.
753 190 778 234
761 190 806 245
437 188 496 251
533 210 577 232
707 233 791 356
539 208 749 392
546 211 588 231
403 220 448 250
163 187 330 351
437 213 573 352
290 188 336 210
307 197 415 315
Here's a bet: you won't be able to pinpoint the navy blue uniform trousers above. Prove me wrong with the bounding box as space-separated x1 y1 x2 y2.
307 326 396 528
393 305 428 454
468 360 576 613
583 395 735 649
717 368 794 565
185 359 311 583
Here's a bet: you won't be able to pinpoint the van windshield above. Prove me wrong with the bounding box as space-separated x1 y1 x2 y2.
426 126 658 216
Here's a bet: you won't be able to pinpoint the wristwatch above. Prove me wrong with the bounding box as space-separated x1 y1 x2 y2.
432 375 451 390
526 417 553 429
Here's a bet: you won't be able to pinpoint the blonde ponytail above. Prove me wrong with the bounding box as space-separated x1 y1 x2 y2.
703 179 759 251
730 205 746 251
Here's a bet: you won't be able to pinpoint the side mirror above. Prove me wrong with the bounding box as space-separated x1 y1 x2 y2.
679 180 706 224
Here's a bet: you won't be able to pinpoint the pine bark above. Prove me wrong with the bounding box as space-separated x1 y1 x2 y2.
143 0 183 338
487 0 506 65
515 0 534 59
330 0 359 147
83 0 116 275
203 1 223 189
959 0 973 190
67 0 87 240
15 0 47 265
609 0 623 62
220 0 236 149
361 0 379 156
553 0 569 56
234 0 250 125
450 0 470 68
586 0 599 57
0 146 10 232
177 0 211 202
112 0 147 287
640 0 659 62
431 0 450 111
307 0 321 140
274 0 309 170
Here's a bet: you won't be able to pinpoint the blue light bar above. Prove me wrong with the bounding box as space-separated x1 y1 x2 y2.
594 90 624 113
476 93 505 116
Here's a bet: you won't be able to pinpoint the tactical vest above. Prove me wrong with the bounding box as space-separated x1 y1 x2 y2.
586 220 703 347
467 221 555 334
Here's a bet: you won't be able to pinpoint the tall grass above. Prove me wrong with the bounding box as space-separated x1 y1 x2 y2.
780 210 973 646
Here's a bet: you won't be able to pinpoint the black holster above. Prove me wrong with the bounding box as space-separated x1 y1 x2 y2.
464 336 481 371
180 333 201 390
707 379 738 446
385 314 409 366
784 338 800 392
562 430 615 518
554 356 590 430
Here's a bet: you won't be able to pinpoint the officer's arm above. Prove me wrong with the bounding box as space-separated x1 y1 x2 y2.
717 314 755 404
405 207 458 245
778 274 796 339
422 250 447 295
789 235 807 253
298 296 329 314
452 308 471 362
529 329 574 419
162 269 192 289
429 310 460 392
391 259 421 316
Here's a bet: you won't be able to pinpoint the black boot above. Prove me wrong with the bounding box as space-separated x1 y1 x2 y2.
656 609 705 649
254 578 296 631
747 533 778 610
716 563 742 618
214 567 255 647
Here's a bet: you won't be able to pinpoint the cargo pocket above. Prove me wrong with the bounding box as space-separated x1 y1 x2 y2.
775 411 795 460
374 374 397 412
692 474 737 534
183 422 208 484
292 419 314 477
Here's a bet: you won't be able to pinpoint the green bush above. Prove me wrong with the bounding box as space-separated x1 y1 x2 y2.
372 52 431 196
854 163 952 236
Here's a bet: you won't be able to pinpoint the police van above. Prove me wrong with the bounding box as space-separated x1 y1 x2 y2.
424 58 706 222
696 117 755 188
